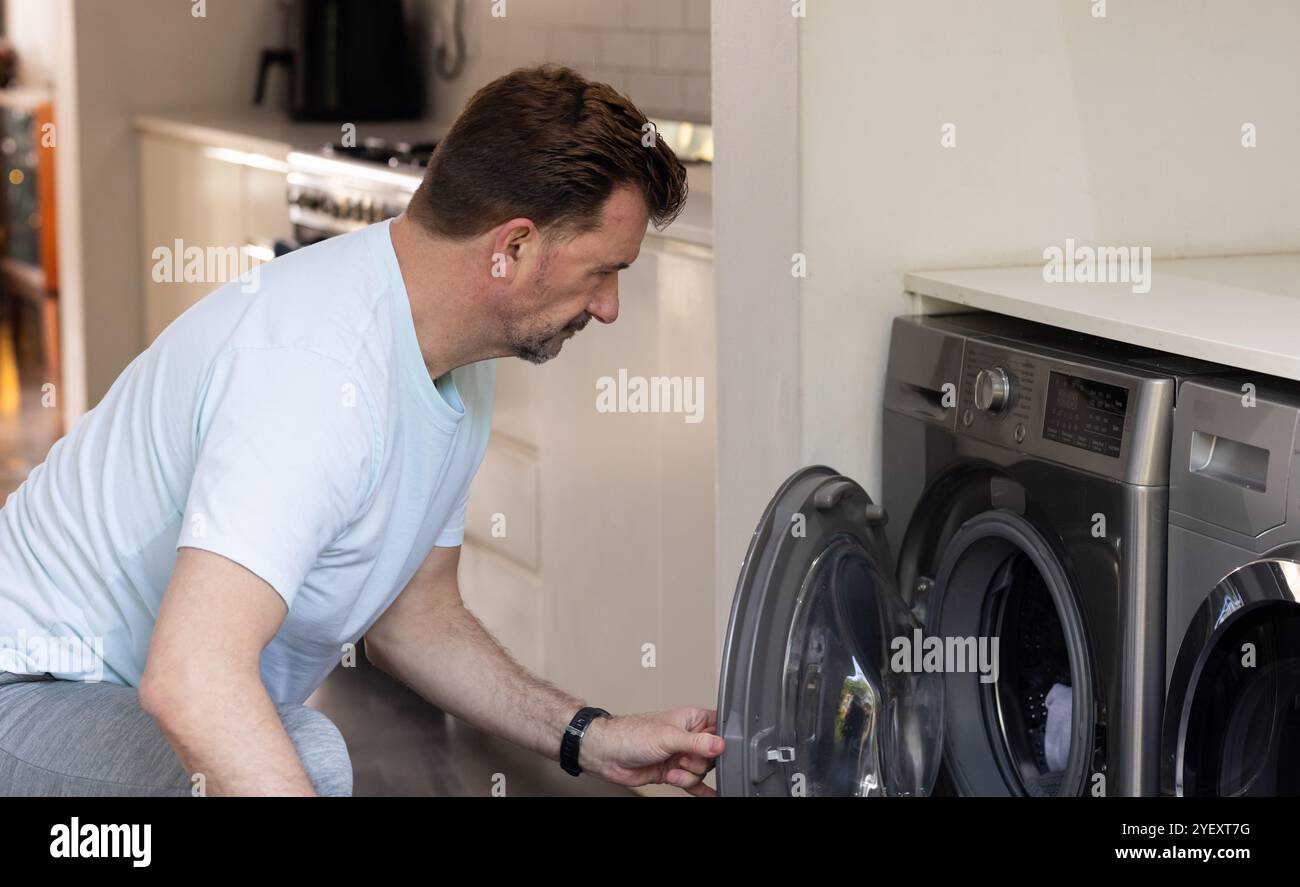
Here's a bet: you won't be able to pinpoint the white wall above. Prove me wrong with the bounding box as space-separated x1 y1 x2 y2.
709 0 801 658
422 0 711 123
799 0 1300 496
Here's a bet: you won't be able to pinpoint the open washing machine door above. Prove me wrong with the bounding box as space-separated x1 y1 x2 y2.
1162 558 1300 796
716 466 944 796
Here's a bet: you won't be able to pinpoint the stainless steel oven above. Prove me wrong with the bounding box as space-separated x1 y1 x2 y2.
281 140 433 254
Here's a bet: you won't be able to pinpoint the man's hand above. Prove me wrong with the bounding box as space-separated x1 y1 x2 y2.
578 707 723 797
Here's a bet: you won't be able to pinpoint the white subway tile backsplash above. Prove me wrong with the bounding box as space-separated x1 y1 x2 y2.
482 25 550 65
624 0 684 30
599 30 659 69
683 73 711 117
683 0 709 32
593 66 631 95
569 0 625 28
656 32 709 72
624 70 685 116
422 0 710 123
494 0 552 25
548 28 603 68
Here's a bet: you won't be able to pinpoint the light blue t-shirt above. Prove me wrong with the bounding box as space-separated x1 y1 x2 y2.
0 219 494 703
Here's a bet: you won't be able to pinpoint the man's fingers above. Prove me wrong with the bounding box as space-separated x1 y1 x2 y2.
693 708 718 732
673 753 712 776
666 768 704 790
660 726 724 759
682 779 718 798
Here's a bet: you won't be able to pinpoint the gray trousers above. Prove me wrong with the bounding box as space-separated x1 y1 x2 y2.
0 672 353 796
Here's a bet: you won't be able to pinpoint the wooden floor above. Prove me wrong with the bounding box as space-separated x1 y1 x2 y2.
0 316 631 798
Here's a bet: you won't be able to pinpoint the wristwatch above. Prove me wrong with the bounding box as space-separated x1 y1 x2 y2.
560 706 611 777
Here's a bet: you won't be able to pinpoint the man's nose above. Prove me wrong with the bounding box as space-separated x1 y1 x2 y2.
588 282 620 324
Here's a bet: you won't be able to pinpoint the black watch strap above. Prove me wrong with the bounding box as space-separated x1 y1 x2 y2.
560 706 611 777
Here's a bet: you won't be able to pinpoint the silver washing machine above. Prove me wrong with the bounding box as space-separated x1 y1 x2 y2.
1164 374 1300 796
717 312 1223 797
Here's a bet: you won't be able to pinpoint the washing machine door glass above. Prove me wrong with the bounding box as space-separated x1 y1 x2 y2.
716 466 944 796
1163 558 1300 796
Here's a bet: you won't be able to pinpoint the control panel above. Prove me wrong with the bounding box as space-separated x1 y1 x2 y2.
1042 372 1128 458
959 339 1139 468
961 343 1039 439
884 315 1182 487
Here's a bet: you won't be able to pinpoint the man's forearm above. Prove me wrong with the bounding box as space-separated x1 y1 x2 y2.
365 600 585 762
141 669 317 796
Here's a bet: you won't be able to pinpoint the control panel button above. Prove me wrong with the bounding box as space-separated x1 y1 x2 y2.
974 367 1015 416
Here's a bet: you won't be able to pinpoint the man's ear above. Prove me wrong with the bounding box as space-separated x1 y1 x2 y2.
489 218 538 282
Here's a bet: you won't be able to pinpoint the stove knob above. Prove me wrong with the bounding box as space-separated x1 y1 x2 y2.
974 367 1015 416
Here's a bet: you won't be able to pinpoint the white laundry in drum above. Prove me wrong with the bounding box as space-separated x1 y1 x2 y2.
1043 683 1074 772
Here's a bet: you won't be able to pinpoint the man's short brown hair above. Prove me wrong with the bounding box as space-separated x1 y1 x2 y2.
409 65 688 240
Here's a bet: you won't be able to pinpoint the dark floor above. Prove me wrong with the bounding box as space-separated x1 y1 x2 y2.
308 650 634 797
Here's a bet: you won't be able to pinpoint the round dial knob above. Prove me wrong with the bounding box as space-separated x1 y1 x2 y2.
974 367 1015 416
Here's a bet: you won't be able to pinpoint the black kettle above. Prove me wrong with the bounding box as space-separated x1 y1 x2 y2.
255 0 424 121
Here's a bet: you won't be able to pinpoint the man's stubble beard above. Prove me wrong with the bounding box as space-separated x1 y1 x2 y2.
504 254 590 365
509 312 590 365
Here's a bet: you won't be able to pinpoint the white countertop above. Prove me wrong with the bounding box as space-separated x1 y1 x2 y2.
134 105 448 156
133 105 712 248
905 253 1300 381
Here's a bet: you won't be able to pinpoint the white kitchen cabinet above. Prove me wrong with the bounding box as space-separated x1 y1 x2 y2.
137 132 290 343
457 237 717 734
551 240 713 705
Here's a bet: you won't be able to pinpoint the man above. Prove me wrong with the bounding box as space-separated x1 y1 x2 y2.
0 66 722 797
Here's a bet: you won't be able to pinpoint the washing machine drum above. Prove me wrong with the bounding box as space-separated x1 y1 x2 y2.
929 511 1095 797
1164 559 1300 796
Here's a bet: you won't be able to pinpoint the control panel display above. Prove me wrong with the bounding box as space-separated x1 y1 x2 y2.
1042 372 1128 458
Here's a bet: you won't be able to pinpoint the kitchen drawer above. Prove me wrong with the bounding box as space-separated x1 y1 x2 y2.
464 433 540 572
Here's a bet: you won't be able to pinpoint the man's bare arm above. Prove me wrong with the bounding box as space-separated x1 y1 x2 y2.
139 547 317 796
364 545 583 763
365 545 723 794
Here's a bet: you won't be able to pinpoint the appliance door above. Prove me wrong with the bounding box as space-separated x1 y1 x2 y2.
716 466 944 796
1162 558 1300 796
